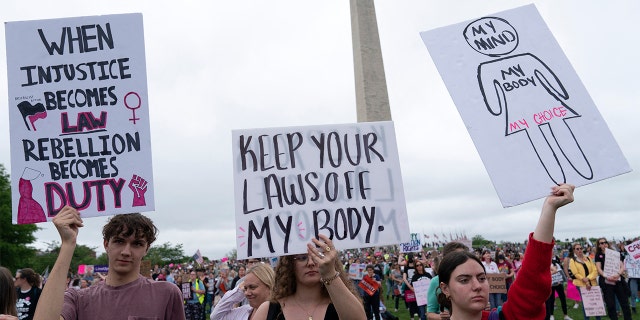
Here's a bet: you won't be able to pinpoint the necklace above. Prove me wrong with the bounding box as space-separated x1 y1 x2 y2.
291 297 324 320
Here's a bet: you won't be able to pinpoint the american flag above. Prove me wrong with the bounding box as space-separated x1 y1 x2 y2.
192 249 204 265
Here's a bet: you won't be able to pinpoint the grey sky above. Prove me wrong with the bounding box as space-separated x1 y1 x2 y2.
1 1 638 260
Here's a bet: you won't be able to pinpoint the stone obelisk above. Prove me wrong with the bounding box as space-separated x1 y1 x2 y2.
350 0 391 122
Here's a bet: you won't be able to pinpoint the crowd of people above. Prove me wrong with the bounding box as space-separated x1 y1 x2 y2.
1 184 639 320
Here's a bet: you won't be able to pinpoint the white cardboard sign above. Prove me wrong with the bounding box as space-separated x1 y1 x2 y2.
6 13 154 223
413 278 431 307
625 239 640 261
603 248 621 278
579 286 607 317
232 121 409 259
421 4 631 207
399 233 422 253
625 255 640 278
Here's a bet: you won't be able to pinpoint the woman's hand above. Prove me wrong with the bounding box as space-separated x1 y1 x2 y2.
308 234 338 278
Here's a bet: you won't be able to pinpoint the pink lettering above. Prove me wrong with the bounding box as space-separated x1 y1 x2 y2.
533 106 568 125
509 118 529 132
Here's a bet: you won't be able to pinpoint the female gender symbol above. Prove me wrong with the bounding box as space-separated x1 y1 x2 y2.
124 92 142 124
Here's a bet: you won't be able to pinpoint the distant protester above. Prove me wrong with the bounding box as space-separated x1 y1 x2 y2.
14 268 41 320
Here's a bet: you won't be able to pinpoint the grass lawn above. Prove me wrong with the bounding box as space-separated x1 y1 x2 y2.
379 282 640 320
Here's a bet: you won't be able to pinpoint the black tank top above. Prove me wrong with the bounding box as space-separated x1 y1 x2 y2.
266 301 339 320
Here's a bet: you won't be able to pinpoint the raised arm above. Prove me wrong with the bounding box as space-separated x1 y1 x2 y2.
34 206 84 320
533 184 575 243
502 184 575 320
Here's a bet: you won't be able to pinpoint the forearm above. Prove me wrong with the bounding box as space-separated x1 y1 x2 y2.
327 279 366 320
34 241 76 320
533 201 556 243
210 286 245 320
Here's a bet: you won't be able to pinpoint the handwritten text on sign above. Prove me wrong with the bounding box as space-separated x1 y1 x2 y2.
580 286 606 317
603 248 621 278
488 273 507 294
625 239 640 261
232 121 409 259
399 233 422 253
6 13 154 224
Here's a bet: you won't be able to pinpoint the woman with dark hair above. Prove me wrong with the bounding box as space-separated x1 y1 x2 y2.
402 252 419 319
0 266 18 320
409 260 432 320
253 234 365 320
436 184 575 319
231 264 247 290
389 262 403 312
547 250 572 320
595 238 632 320
14 268 41 320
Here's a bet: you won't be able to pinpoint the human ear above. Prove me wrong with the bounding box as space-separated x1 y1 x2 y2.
440 282 449 296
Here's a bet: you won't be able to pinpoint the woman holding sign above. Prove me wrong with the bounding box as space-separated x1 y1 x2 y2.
595 238 632 320
568 242 601 320
253 234 365 320
435 184 574 319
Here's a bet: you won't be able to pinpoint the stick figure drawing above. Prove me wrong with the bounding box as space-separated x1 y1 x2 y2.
467 16 593 184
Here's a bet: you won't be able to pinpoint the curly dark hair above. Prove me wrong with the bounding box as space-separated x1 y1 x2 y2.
270 255 361 303
17 268 41 288
102 213 157 247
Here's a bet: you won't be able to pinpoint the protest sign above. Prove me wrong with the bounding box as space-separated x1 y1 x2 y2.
413 278 431 307
6 13 154 224
625 255 640 278
420 4 630 207
181 282 192 300
348 263 367 281
487 273 506 294
580 286 606 317
139 260 151 278
358 275 380 296
399 233 422 253
603 248 621 279
625 239 640 261
232 121 409 259
94 265 109 274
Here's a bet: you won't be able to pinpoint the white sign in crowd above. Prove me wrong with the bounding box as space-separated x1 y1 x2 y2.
421 4 630 207
232 121 410 259
6 13 154 224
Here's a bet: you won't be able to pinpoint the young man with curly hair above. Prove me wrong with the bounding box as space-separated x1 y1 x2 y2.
34 206 186 320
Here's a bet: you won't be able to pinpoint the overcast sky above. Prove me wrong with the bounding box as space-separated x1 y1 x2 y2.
1 1 638 261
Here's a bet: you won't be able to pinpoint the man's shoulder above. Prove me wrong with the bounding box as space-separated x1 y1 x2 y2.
143 278 182 292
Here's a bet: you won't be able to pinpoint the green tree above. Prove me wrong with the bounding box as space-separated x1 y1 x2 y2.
472 234 493 248
31 241 99 274
144 242 186 266
0 164 39 271
95 252 108 266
